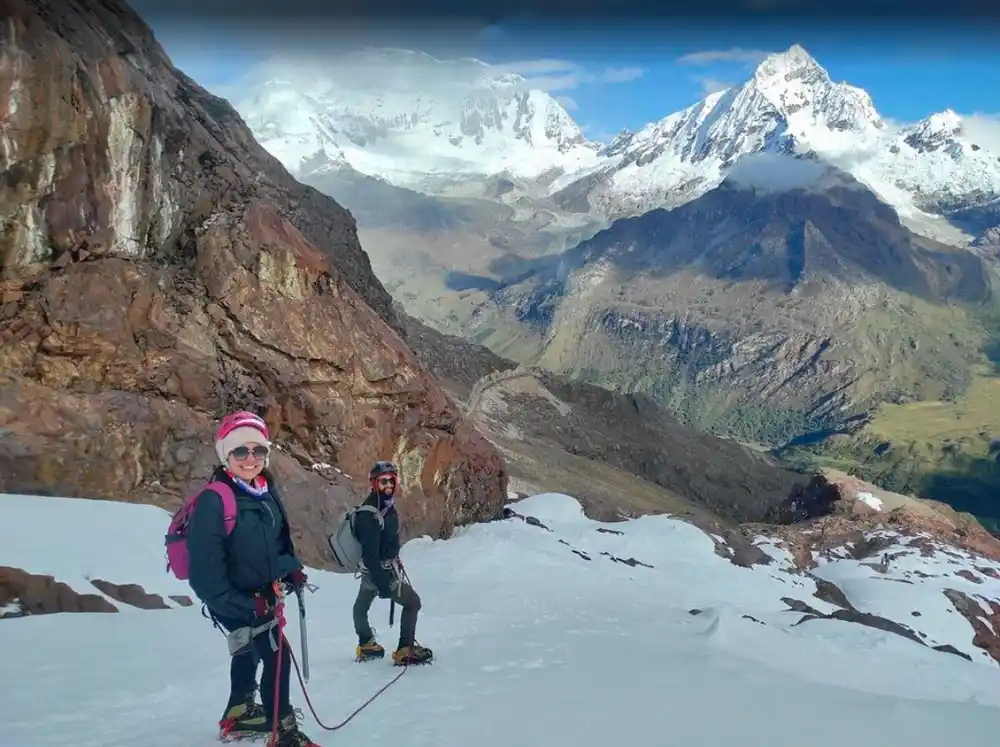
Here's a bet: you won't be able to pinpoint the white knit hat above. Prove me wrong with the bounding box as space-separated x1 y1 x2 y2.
214 412 271 466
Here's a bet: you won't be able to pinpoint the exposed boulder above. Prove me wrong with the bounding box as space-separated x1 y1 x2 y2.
0 566 118 616
90 579 171 610
944 589 1000 665
744 469 1000 570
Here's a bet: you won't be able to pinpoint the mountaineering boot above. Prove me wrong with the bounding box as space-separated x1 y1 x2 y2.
355 636 385 662
219 694 269 741
266 712 320 747
392 642 433 666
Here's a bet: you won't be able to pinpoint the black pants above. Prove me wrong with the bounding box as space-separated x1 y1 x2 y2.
353 573 422 649
213 611 292 724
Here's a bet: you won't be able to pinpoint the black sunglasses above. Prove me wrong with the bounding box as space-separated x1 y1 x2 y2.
377 476 396 486
230 445 269 460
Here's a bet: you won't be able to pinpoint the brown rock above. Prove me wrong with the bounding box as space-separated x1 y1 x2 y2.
170 595 194 607
955 569 983 584
0 566 118 616
943 589 1000 665
90 579 171 610
0 0 508 568
743 471 1000 571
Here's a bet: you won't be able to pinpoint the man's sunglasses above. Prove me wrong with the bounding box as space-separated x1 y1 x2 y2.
230 445 270 460
377 476 397 487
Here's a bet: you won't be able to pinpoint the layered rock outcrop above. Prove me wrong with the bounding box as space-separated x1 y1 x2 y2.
0 0 507 566
750 469 1000 569
740 470 1000 663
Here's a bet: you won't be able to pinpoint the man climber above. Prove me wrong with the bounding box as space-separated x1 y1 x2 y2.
352 460 434 666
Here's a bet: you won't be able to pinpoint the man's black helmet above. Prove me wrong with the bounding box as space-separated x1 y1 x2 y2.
369 460 399 480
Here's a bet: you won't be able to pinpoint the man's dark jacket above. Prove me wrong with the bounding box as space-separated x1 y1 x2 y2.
353 491 401 597
186 467 303 621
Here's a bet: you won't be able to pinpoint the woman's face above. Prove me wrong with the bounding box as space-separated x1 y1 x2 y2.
226 441 268 481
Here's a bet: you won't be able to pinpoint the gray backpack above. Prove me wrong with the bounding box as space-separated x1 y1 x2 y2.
328 504 384 572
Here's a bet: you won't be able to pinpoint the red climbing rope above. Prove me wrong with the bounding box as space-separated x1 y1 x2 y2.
271 583 288 747
269 583 409 736
288 643 408 731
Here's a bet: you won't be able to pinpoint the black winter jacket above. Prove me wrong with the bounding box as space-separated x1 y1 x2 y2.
186 468 303 622
353 491 401 597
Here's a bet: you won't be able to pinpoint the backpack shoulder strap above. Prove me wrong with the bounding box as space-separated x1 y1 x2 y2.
352 503 384 529
205 481 238 535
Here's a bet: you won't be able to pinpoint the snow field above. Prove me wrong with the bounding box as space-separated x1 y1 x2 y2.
1 491 999 747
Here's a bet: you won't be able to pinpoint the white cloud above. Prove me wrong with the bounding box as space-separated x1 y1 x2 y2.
600 66 645 84
726 152 831 194
961 112 1000 152
498 59 646 92
495 59 580 75
696 76 733 95
677 48 774 66
581 122 621 145
556 95 579 112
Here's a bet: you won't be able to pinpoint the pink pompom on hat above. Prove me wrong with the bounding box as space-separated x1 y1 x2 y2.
214 410 271 465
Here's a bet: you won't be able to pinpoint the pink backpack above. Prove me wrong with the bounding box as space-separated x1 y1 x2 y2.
165 481 238 580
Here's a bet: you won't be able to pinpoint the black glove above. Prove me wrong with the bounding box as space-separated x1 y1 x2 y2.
285 569 308 592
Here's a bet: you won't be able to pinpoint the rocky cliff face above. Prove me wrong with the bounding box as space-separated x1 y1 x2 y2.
0 0 507 566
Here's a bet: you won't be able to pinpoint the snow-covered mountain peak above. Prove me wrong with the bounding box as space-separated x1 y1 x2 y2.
745 45 883 134
926 109 963 134
550 44 1000 243
903 109 965 152
753 44 828 86
232 46 601 188
555 44 892 219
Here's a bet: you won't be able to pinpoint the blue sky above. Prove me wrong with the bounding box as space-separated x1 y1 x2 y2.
140 11 1000 144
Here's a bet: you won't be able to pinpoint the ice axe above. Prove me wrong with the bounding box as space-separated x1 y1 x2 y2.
295 587 311 683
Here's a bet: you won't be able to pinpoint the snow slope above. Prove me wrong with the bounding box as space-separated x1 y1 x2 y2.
0 494 195 613
2 491 1000 747
231 48 601 190
812 530 1000 652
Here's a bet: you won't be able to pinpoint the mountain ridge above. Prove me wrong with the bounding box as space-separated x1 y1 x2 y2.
234 44 1000 245
233 46 601 193
460 157 999 449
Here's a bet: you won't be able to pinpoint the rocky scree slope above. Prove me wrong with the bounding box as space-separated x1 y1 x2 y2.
398 312 809 526
464 162 998 448
0 0 507 566
298 164 604 336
